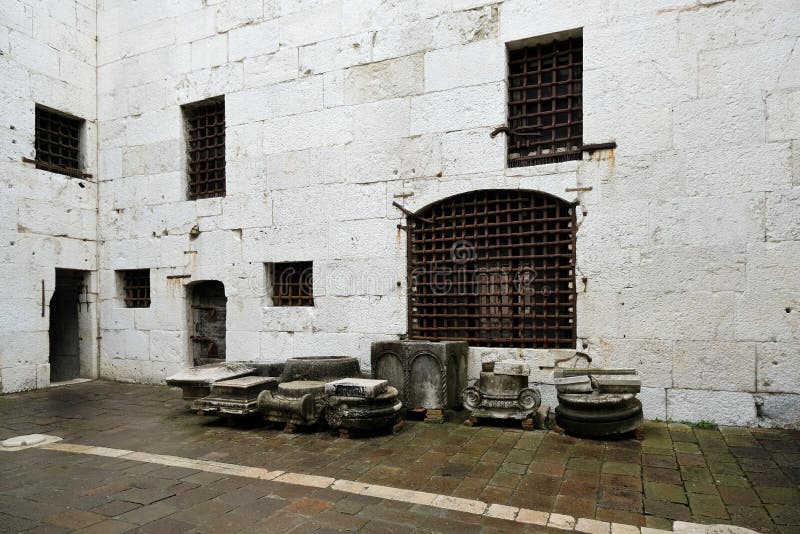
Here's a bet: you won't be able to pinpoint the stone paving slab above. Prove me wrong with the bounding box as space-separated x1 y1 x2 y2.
1 380 798 533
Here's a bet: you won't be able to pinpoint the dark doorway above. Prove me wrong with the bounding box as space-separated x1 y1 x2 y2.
189 281 226 365
49 269 87 382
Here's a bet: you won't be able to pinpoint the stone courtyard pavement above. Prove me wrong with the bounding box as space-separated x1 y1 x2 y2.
0 381 798 534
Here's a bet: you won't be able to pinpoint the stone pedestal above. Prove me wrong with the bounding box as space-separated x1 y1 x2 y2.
554 368 643 437
194 376 279 415
166 362 256 408
461 360 541 424
370 340 468 413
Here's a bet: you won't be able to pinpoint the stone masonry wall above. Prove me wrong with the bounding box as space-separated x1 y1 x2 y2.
2 0 798 427
0 0 99 392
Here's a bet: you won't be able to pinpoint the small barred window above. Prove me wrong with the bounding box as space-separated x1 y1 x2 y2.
35 106 84 177
508 36 583 167
184 98 225 200
121 270 151 308
271 262 314 307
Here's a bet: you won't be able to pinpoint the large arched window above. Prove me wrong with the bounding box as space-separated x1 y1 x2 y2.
407 190 576 349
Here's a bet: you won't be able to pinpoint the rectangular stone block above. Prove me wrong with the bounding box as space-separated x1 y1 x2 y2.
325 378 388 398
493 360 530 376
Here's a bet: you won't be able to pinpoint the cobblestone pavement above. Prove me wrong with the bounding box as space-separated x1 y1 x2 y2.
1 381 798 533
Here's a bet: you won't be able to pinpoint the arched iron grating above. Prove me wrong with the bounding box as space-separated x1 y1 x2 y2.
407 190 576 349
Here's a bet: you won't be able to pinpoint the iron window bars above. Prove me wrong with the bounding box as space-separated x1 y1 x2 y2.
407 190 576 349
508 36 583 167
34 106 84 178
184 98 226 199
122 269 151 308
272 262 314 307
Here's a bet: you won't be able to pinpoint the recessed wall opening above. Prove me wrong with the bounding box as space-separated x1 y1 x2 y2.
49 269 89 382
407 189 577 349
187 281 227 365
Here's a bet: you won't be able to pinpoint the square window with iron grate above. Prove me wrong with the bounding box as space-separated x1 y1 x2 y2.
184 98 226 200
35 106 85 178
271 262 314 307
508 36 583 167
121 269 151 308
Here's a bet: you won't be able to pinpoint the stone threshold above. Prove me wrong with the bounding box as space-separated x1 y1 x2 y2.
0 438 753 534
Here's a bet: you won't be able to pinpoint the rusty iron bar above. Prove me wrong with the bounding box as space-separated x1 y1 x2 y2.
272 262 314 307
185 98 226 200
507 36 583 167
166 274 191 279
565 186 593 192
407 190 577 349
392 201 433 224
122 269 150 308
32 107 87 178
582 142 617 153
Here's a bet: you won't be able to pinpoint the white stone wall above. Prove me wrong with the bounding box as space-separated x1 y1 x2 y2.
3 0 799 427
0 0 98 392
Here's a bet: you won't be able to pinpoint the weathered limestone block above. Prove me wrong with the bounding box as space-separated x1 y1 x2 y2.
554 368 644 437
258 380 327 427
462 365 541 422
371 340 468 412
165 362 256 407
325 378 388 398
194 376 279 416
280 356 362 382
493 360 530 376
325 385 403 433
554 375 592 394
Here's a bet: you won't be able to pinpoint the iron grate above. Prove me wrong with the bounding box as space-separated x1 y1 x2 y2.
185 98 226 200
508 36 583 167
122 269 151 308
35 106 84 177
407 190 576 349
272 262 314 307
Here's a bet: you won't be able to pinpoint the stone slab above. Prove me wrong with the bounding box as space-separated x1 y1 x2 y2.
325 378 388 398
165 363 255 386
493 360 531 377
594 375 642 394
555 375 593 393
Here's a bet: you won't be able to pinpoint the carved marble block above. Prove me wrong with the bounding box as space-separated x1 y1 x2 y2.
461 360 541 422
194 376 279 416
370 340 468 411
258 381 328 428
554 368 643 437
166 362 256 408
325 379 402 434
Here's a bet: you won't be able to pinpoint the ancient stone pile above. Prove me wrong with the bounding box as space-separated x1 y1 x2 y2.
166 357 403 436
553 368 643 437
461 360 542 429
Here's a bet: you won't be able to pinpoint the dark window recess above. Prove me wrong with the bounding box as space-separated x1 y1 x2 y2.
34 106 84 177
185 98 225 200
508 36 583 167
272 262 314 307
407 190 576 349
122 269 151 308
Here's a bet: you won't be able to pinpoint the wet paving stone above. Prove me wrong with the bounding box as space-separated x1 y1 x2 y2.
0 381 797 533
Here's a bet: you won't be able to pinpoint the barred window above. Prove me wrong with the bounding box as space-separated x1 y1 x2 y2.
408 190 576 349
271 262 314 307
121 270 151 308
508 36 583 167
184 98 225 200
35 106 84 177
